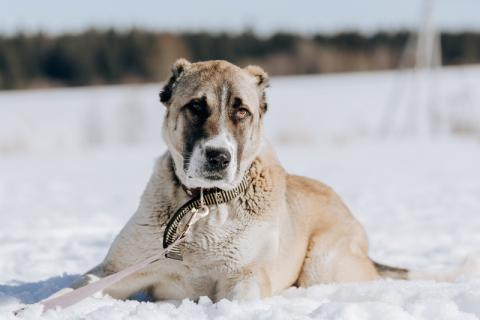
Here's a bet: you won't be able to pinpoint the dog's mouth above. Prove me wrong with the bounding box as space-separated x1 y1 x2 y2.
184 165 234 188
202 171 226 181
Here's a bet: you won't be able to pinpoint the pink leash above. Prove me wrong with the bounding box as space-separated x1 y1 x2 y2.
14 205 209 315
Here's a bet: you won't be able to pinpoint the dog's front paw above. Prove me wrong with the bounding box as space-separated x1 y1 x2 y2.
225 278 262 301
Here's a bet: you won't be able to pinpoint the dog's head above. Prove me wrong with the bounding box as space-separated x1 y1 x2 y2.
160 59 269 190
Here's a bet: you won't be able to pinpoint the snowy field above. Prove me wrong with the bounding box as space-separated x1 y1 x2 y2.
1 66 480 319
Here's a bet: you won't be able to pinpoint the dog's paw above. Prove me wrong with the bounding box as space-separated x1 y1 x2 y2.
226 279 262 301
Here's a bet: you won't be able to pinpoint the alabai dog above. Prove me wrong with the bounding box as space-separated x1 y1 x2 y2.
68 59 479 301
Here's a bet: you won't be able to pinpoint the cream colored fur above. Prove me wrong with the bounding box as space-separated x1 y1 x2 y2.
62 59 478 303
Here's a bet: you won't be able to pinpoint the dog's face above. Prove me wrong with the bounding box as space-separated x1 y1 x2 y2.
160 59 269 190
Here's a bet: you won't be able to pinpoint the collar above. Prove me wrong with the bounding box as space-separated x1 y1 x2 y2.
164 174 251 261
181 184 204 198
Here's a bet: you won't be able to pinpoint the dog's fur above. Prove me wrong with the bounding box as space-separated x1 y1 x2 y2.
68 59 478 302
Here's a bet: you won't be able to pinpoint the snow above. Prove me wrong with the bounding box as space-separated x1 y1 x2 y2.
1 66 480 319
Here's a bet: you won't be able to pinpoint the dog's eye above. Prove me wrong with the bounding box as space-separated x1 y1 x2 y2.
232 98 242 108
186 99 204 115
235 108 251 120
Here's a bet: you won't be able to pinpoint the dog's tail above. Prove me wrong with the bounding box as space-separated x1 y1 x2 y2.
372 254 480 281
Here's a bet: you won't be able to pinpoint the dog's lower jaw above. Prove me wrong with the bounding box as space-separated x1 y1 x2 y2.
176 160 249 191
184 162 238 191
183 178 236 191
181 164 252 191
183 168 236 190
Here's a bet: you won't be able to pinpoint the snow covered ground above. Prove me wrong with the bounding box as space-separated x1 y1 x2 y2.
1 66 480 319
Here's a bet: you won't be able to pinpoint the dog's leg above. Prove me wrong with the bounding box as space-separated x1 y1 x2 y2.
45 262 152 302
297 230 379 286
216 267 272 301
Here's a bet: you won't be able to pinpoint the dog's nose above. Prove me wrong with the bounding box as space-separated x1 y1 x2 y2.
205 147 231 170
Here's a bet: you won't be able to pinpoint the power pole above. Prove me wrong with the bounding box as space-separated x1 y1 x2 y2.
379 0 442 137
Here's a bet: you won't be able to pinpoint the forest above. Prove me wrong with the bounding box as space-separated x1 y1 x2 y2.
1 29 479 89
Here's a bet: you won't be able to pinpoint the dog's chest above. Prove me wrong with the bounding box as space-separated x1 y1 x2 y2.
145 203 273 299
176 203 263 270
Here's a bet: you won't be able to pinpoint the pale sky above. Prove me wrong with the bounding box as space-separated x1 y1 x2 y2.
0 0 479 35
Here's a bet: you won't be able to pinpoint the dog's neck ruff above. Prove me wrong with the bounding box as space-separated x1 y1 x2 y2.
163 174 251 260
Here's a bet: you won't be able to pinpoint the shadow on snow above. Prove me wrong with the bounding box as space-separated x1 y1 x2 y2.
0 274 80 304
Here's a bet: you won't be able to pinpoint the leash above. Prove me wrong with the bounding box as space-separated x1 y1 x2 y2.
14 198 211 315
14 174 251 315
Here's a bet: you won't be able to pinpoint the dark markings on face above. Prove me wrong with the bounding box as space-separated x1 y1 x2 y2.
174 112 180 131
260 91 268 115
181 96 210 170
159 72 179 103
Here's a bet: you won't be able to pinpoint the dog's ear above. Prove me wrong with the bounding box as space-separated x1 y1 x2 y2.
244 65 269 89
244 65 269 114
159 58 191 106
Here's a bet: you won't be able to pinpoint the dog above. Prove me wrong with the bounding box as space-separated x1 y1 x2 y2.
68 59 478 302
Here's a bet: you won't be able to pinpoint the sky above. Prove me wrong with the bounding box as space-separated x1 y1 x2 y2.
0 0 479 35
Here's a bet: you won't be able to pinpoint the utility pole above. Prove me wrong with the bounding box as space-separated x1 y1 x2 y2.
379 0 442 137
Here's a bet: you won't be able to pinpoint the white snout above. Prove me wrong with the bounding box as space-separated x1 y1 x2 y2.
185 132 237 189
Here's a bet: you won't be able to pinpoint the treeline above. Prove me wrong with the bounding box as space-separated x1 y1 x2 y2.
1 29 480 89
